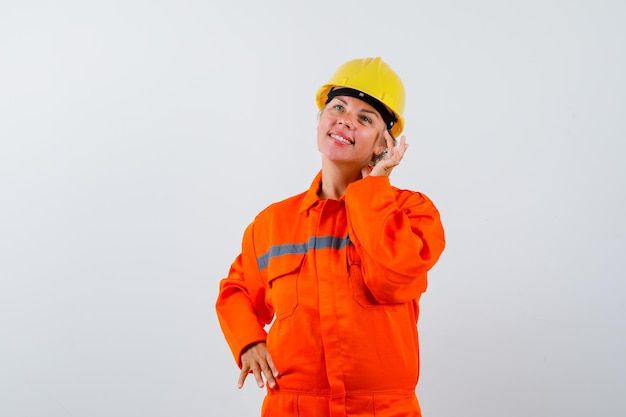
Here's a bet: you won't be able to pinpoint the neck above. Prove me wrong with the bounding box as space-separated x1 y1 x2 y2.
318 160 361 200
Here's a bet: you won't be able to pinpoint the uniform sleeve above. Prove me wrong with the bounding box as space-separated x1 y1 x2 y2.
344 176 446 304
215 221 273 367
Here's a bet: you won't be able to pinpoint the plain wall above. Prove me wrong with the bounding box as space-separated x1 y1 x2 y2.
1 1 624 416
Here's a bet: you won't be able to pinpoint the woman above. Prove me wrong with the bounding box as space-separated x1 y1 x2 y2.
216 57 446 417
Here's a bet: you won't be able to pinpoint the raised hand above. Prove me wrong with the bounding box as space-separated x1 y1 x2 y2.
362 131 408 178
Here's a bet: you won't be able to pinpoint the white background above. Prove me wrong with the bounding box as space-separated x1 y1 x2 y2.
1 1 625 416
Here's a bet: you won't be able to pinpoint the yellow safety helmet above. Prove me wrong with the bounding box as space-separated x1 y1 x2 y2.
316 57 405 137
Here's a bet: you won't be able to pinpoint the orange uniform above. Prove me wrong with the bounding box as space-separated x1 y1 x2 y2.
216 172 445 417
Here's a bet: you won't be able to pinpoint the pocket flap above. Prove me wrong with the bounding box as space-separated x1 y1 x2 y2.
267 253 305 284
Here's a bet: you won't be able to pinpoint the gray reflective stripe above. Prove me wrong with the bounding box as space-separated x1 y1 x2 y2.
257 235 351 270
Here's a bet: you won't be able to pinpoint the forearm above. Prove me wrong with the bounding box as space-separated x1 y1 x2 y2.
216 223 273 366
216 280 269 367
345 176 446 303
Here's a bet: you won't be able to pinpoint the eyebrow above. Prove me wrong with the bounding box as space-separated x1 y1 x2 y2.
333 97 381 117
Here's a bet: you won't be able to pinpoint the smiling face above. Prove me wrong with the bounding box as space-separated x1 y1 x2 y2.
317 95 387 171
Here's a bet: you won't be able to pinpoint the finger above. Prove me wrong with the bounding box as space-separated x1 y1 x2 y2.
237 365 249 389
361 164 372 179
386 136 405 164
266 353 279 378
383 131 401 162
259 365 276 389
395 135 408 160
263 352 279 389
251 366 265 388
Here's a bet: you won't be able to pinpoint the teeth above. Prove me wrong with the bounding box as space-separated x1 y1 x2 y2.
331 134 352 145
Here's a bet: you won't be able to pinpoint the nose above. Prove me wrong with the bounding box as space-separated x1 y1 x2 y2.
337 114 353 129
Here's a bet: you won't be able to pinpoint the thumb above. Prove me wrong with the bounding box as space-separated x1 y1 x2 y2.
361 164 373 179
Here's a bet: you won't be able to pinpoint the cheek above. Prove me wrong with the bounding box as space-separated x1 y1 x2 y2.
316 123 324 141
317 112 332 129
316 123 328 151
316 116 333 139
362 131 383 150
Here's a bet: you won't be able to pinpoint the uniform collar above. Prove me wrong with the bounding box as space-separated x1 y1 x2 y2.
298 170 324 214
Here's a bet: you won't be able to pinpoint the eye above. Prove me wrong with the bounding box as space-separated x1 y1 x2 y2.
360 115 373 124
333 104 345 111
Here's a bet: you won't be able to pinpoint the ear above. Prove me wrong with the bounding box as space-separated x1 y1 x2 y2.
373 132 387 155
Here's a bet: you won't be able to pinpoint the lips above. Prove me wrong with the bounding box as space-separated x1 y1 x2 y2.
330 133 354 145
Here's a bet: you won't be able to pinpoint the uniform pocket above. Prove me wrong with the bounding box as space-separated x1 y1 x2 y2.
266 254 305 320
346 244 398 311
